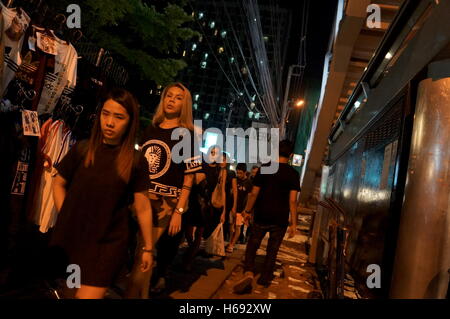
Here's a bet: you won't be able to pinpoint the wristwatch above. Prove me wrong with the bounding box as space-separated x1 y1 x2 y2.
175 207 184 215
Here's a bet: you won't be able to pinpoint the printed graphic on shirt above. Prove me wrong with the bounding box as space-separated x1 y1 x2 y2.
184 154 202 173
1 3 31 96
11 147 31 195
36 37 77 115
36 32 57 55
149 181 179 197
143 139 171 180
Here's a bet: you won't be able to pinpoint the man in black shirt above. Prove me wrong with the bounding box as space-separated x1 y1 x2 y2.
233 140 300 293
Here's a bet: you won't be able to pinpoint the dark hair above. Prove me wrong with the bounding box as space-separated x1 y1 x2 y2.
236 163 247 172
279 140 294 158
252 165 259 170
85 88 140 182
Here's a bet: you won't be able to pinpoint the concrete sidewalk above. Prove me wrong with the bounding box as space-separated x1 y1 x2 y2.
212 220 323 299
153 215 323 300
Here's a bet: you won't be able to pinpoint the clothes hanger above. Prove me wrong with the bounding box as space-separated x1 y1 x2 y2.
70 29 82 44
51 14 68 43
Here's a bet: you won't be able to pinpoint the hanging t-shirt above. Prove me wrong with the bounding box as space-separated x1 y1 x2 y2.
2 25 56 112
0 10 5 94
253 163 301 227
140 124 202 198
36 32 77 115
0 2 30 97
34 121 74 233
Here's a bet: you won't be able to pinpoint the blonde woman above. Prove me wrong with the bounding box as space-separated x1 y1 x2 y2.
126 83 201 298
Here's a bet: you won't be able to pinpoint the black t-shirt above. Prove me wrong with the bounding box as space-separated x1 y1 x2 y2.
50 140 149 285
236 177 252 213
140 124 202 197
253 163 301 227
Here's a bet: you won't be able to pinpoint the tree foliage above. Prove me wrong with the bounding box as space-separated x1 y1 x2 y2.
48 0 198 85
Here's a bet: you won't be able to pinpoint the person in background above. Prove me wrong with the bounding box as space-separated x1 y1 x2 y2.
181 171 208 272
233 140 300 293
250 165 260 182
126 82 201 298
201 147 227 240
223 153 237 242
50 88 153 299
241 165 259 243
226 163 252 253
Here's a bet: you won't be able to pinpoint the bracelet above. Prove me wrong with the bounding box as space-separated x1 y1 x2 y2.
142 247 153 253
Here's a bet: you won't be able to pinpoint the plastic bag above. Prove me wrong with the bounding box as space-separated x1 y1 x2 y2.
205 223 225 257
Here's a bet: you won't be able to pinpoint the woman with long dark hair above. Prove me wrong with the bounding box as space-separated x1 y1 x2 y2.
126 82 202 298
50 88 153 299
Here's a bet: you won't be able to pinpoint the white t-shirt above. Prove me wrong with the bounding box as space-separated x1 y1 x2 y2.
36 32 77 115
0 2 30 96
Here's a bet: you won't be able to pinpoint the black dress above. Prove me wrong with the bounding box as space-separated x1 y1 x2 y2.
50 140 148 287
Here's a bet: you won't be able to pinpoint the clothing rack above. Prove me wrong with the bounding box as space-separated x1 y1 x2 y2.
8 0 130 86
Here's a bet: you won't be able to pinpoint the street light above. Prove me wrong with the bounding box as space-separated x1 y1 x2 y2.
295 99 305 107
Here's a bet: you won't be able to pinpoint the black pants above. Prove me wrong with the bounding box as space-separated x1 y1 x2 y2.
152 228 184 284
243 223 287 280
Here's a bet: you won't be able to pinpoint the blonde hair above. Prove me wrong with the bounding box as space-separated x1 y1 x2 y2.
152 82 194 131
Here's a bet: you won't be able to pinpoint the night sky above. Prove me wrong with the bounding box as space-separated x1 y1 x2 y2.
281 0 337 87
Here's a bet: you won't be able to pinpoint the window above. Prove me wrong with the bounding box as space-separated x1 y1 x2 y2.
214 29 218 36
221 31 227 38
204 53 208 59
254 113 260 120
218 47 224 54
204 113 210 120
219 106 226 112
209 21 215 29
248 111 254 119
230 57 235 63
199 12 204 19
192 43 197 51
193 103 198 110
182 50 186 57
194 94 200 101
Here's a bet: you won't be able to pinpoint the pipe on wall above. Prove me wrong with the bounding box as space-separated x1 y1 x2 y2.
390 66 450 298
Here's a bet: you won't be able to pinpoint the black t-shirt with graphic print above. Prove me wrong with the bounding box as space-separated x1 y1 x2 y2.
236 177 252 213
140 124 202 197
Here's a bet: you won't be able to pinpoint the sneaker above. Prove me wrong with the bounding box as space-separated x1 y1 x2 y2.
256 276 270 288
232 271 254 294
